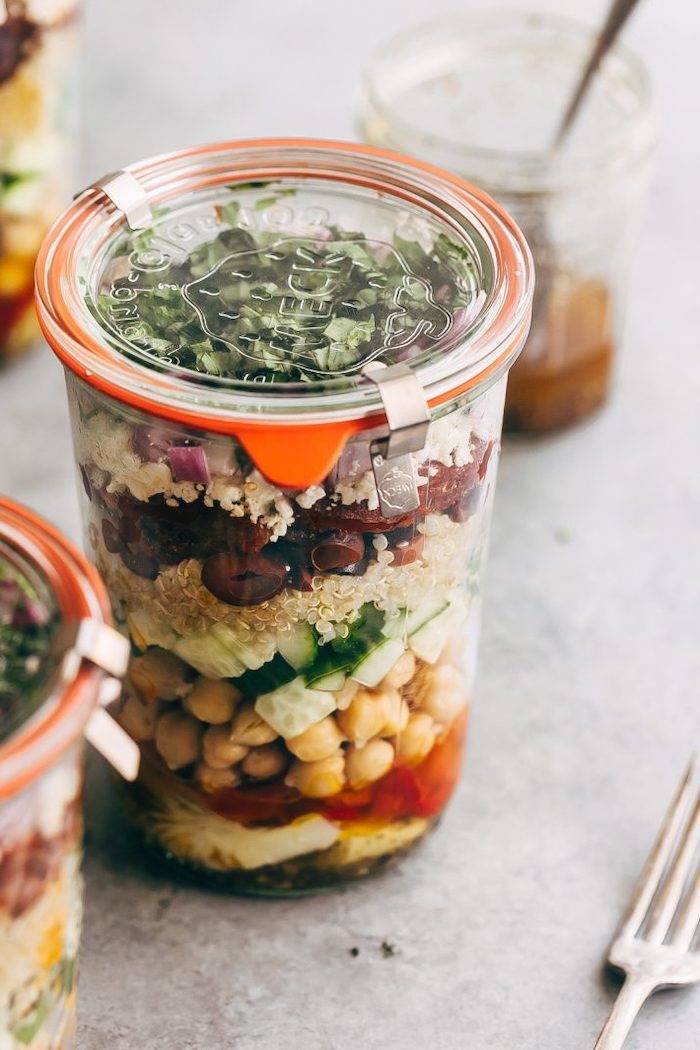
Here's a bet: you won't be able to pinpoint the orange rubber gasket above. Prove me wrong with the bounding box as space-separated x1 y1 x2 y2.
36 139 533 488
0 498 113 801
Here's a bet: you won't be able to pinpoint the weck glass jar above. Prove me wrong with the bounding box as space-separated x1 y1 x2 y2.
36 139 533 894
359 13 655 433
0 0 80 363
0 497 132 1050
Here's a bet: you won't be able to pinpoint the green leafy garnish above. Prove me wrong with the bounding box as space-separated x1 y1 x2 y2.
0 561 57 745
92 186 479 385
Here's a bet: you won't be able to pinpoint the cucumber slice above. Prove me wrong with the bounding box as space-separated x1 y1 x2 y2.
350 637 406 688
292 604 384 686
173 630 247 679
236 654 297 701
309 669 346 692
382 597 450 641
278 623 318 670
408 607 455 664
210 622 267 670
255 677 336 739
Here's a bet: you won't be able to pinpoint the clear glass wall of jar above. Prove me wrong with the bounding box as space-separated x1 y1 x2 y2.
0 0 80 363
359 13 656 433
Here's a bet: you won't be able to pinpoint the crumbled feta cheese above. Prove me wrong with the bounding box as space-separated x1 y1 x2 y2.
205 478 245 513
336 470 379 510
77 413 197 504
296 484 326 509
80 414 292 534
243 471 294 539
425 413 474 469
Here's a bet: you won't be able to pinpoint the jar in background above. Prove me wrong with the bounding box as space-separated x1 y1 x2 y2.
0 498 132 1049
0 0 80 363
359 13 655 433
36 140 533 894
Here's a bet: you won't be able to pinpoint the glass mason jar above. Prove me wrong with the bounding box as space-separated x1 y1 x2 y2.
36 139 533 894
0 0 80 363
359 13 656 433
0 498 131 1050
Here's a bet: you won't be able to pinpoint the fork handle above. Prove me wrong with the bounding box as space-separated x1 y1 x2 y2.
593 977 655 1049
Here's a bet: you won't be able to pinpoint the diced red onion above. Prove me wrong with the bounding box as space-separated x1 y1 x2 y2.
133 425 174 464
168 445 210 484
0 579 21 620
311 227 334 243
452 293 488 337
371 241 393 264
12 599 50 629
451 306 474 335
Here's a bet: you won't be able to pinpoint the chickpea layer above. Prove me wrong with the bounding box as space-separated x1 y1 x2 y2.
131 642 468 801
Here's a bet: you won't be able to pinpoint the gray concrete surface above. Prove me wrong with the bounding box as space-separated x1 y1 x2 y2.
1 1 699 1047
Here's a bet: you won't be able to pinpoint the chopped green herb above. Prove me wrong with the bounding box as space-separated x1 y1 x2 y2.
0 559 57 745
92 187 478 385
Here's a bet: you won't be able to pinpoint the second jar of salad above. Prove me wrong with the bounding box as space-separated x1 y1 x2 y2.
36 140 533 894
0 497 132 1049
0 0 80 363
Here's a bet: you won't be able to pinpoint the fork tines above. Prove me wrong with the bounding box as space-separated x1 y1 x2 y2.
618 752 700 952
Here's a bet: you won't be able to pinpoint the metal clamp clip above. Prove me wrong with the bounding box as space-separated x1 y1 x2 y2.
362 362 431 519
74 169 153 230
56 620 140 781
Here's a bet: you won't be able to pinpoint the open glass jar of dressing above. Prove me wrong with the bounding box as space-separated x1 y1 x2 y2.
36 139 533 894
0 498 134 1049
359 13 655 433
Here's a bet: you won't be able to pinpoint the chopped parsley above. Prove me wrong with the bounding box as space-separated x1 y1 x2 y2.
93 187 479 385
0 560 57 746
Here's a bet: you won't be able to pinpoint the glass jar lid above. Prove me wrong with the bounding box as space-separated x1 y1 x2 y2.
92 177 487 387
0 499 135 799
37 140 532 415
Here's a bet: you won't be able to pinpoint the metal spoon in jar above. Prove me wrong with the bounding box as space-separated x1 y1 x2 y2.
524 0 646 385
552 0 646 149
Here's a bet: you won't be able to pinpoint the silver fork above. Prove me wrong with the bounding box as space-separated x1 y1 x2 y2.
594 752 700 1048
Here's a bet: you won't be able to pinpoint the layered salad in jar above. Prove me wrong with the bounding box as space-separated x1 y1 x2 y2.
0 0 78 361
60 170 516 893
0 556 80 1050
74 381 503 892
